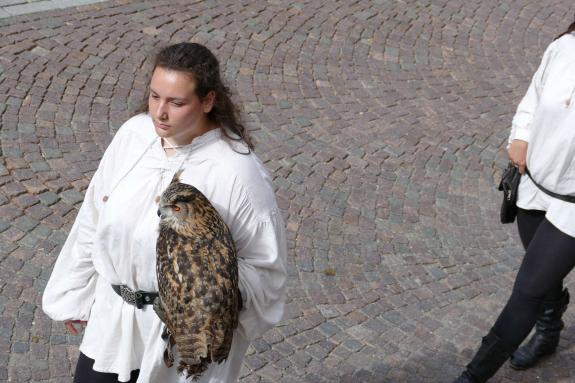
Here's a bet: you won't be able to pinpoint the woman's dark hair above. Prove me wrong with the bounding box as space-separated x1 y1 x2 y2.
555 16 575 40
137 42 253 151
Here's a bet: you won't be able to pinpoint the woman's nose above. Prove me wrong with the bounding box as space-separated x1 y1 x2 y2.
156 102 168 120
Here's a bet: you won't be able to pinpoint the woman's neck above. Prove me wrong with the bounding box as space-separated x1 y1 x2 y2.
167 120 216 147
162 120 217 157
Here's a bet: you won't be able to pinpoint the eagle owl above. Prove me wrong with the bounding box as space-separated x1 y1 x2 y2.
154 170 241 380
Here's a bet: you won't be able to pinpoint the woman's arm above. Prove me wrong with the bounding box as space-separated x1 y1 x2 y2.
234 209 287 341
41 167 102 322
41 121 133 322
191 149 288 341
508 41 556 146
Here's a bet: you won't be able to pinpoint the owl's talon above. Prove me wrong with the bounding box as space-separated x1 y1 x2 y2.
163 348 174 368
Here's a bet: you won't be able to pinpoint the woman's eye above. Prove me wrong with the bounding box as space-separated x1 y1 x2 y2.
150 94 159 99
172 102 184 107
172 206 181 212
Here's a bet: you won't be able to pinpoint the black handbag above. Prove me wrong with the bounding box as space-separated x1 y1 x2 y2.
498 163 522 224
498 163 575 224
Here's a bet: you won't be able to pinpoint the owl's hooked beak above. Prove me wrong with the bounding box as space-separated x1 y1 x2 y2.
157 209 162 218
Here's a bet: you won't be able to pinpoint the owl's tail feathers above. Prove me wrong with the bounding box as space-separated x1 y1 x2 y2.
211 325 234 364
161 326 175 368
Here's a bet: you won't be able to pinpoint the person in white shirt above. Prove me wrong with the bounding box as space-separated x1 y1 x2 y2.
42 42 287 383
454 20 575 383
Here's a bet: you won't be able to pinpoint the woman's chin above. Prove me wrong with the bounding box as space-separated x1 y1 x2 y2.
154 126 172 138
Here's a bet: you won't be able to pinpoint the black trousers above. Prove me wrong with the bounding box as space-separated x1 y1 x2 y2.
73 353 140 383
492 208 575 351
515 208 564 300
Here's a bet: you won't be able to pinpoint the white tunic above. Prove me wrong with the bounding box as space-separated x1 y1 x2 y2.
508 32 575 237
42 113 288 382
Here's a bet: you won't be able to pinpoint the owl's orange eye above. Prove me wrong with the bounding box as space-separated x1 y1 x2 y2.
172 206 181 212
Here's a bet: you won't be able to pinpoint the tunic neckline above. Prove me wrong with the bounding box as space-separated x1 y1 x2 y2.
154 127 222 162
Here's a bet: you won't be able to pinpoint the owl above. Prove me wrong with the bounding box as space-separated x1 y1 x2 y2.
154 169 241 380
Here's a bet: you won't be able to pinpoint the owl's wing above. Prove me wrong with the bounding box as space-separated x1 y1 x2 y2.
202 226 240 362
156 225 184 334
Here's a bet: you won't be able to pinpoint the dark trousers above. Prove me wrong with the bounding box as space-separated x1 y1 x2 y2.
73 352 140 383
515 209 564 300
492 208 575 350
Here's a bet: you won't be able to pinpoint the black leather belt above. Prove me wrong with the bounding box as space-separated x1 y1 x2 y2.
526 168 575 203
112 284 159 309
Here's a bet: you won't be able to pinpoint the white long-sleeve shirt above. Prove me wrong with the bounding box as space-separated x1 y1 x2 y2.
508 32 575 237
41 113 287 382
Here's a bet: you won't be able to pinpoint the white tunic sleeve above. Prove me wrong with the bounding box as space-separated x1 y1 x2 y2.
42 125 132 321
235 209 287 341
41 167 102 321
508 40 557 144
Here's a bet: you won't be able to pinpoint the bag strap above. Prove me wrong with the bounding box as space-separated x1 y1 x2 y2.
525 168 575 203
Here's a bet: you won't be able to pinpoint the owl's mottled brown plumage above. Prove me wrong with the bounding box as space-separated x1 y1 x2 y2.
154 170 240 380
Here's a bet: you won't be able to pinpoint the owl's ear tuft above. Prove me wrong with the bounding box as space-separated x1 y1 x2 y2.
171 169 184 185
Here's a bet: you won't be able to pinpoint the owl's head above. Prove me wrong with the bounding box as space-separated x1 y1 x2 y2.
157 170 212 231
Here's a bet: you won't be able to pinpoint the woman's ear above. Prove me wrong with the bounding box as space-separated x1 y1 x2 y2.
202 90 216 113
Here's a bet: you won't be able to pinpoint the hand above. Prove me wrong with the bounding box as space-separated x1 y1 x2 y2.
508 140 528 174
64 320 87 336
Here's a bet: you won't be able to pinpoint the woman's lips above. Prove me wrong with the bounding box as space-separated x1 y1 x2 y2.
156 122 170 130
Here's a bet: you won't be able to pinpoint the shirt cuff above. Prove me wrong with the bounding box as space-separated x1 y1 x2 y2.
510 127 531 143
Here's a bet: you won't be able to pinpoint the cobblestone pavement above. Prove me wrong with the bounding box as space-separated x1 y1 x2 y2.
1 1 575 382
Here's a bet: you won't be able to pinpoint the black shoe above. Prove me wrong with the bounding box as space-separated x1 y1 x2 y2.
510 288 569 370
453 329 512 383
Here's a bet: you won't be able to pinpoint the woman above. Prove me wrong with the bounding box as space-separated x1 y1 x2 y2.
42 43 287 383
454 19 575 383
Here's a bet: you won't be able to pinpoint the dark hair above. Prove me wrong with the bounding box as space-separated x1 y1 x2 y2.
555 16 575 40
137 42 253 151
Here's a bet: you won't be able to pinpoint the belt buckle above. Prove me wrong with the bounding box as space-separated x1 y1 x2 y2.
120 285 137 306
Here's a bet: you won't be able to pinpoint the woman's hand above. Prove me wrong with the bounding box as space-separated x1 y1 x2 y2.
64 320 87 336
508 139 528 174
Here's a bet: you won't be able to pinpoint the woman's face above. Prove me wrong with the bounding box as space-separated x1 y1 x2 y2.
148 66 214 144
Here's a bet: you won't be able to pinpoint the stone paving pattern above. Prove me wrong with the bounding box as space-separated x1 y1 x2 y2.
1 0 575 382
